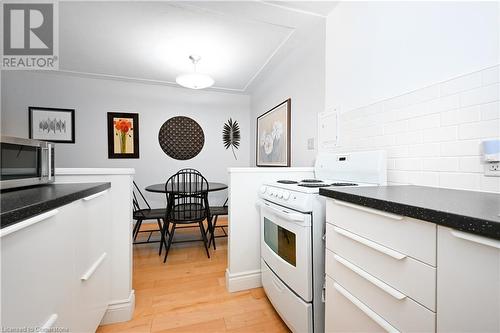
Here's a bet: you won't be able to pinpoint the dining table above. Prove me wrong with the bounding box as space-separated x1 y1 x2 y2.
145 182 228 194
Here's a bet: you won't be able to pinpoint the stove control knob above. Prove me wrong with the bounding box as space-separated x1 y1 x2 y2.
283 191 290 200
269 189 274 196
277 191 284 199
260 186 267 194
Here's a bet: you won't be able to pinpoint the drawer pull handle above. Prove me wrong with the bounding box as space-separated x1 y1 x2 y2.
40 313 58 330
81 252 107 281
333 200 403 220
0 209 59 238
83 190 108 201
333 226 407 260
334 254 407 300
451 230 500 249
333 282 400 333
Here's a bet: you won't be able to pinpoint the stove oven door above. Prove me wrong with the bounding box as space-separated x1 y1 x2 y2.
259 200 312 301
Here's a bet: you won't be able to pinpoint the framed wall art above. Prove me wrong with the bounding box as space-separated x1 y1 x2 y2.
256 99 291 167
107 112 139 159
29 107 75 143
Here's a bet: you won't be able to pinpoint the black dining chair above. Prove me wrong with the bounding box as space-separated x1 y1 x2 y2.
132 181 169 247
160 169 212 263
208 198 228 250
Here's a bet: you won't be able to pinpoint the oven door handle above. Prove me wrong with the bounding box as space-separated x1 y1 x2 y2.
258 201 306 222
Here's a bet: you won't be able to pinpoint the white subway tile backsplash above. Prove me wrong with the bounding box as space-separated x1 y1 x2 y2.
458 120 499 139
396 130 422 145
440 140 480 157
422 157 459 172
408 114 440 131
408 143 440 157
460 83 499 107
439 173 480 190
422 126 457 143
405 85 441 105
459 156 483 173
388 170 409 184
440 105 480 126
384 120 408 134
480 176 500 192
394 158 422 171
482 66 500 86
407 172 439 187
387 146 408 158
481 101 500 120
335 65 500 192
440 72 482 96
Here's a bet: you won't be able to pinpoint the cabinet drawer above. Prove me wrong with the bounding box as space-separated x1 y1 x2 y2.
325 276 390 333
326 199 436 266
326 250 435 332
326 223 436 311
261 259 312 333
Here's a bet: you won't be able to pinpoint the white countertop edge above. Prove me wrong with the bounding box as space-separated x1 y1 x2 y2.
227 167 314 173
56 168 136 175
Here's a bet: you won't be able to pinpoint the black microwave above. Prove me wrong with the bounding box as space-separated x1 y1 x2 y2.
0 136 55 190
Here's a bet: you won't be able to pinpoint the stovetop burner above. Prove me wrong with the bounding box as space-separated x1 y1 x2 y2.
277 180 299 184
298 183 331 188
301 179 323 183
331 182 359 186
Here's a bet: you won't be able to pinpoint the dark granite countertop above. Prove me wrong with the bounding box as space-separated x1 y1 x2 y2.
319 185 500 240
1 182 111 229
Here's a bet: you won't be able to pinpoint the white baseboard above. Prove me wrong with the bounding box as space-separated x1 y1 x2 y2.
226 268 262 292
100 290 135 325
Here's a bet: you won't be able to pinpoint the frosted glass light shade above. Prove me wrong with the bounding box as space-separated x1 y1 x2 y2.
175 73 214 89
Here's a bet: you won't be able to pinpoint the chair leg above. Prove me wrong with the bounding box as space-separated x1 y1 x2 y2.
209 215 218 250
159 220 170 256
198 221 211 259
133 219 143 241
163 223 176 263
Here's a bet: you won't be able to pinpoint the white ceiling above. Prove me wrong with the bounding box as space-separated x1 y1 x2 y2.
264 1 338 16
58 1 331 93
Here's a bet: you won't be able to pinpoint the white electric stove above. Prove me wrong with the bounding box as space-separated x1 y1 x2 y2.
258 151 387 333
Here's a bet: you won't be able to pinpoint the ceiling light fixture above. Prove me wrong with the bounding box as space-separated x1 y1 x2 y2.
175 55 214 90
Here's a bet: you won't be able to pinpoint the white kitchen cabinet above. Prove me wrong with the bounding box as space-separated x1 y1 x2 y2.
325 198 437 333
74 190 112 333
0 189 112 332
0 202 81 330
325 276 388 333
437 226 500 333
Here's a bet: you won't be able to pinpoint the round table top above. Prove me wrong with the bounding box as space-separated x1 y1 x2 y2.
145 182 228 193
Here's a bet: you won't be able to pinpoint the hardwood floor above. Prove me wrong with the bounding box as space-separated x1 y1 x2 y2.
97 219 290 333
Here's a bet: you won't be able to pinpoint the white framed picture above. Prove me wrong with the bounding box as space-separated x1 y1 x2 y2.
29 107 75 143
256 99 291 167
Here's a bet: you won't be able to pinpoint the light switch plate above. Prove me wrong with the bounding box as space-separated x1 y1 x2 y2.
307 138 315 150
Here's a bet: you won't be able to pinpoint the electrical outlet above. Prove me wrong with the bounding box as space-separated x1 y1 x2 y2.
484 162 500 177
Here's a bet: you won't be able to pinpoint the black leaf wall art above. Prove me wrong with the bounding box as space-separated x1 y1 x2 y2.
222 118 241 160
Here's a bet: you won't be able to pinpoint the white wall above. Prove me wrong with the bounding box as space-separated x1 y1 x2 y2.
249 19 326 167
1 71 251 206
324 1 500 193
326 1 499 112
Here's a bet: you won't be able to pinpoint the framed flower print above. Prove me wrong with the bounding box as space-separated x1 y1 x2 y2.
107 112 139 159
256 99 291 167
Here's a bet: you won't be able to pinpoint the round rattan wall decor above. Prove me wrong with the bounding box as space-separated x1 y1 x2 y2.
158 116 205 160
